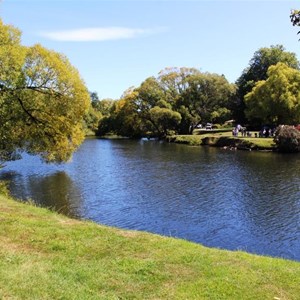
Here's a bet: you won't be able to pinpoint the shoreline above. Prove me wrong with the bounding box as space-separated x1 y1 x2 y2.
166 133 276 152
95 130 276 152
0 191 299 299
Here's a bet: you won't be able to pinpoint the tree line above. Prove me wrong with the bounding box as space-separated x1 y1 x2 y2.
2 11 300 165
89 45 300 138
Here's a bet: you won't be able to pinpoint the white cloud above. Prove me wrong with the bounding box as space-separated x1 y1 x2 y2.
39 27 166 42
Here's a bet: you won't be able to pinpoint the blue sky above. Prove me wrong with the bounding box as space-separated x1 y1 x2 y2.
1 0 299 99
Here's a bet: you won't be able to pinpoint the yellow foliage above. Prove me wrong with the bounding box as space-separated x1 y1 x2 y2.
0 18 90 163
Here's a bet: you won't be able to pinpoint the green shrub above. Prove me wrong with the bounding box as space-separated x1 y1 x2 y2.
274 125 300 153
0 181 9 196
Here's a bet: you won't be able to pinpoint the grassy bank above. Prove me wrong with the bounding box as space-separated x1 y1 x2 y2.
167 131 275 151
0 193 299 299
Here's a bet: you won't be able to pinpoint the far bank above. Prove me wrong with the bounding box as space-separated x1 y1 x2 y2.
166 130 275 151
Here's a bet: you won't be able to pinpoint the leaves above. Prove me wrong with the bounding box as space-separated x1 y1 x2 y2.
0 19 90 163
149 106 182 137
235 45 300 123
98 68 235 137
274 125 300 153
245 63 300 125
290 9 300 27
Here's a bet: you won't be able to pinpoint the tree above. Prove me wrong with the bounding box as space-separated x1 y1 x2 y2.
0 19 90 164
83 92 116 134
83 106 102 134
158 67 200 105
90 91 99 103
245 63 300 126
149 106 181 137
274 125 300 153
96 67 236 137
126 68 235 135
98 91 146 138
97 76 182 138
156 67 235 134
157 67 199 133
93 98 115 116
180 72 235 132
235 45 299 123
291 10 300 28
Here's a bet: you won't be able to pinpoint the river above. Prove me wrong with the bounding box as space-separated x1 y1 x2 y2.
1 138 299 261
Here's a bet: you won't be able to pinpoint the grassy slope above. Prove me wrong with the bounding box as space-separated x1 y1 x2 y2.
0 194 299 299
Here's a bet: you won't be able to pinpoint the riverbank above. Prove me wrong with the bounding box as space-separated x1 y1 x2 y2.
0 191 299 299
166 131 275 151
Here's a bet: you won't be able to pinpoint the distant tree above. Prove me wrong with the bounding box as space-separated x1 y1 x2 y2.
134 77 165 114
97 92 140 137
97 67 236 137
82 92 104 134
245 63 300 126
122 77 176 137
0 19 90 164
83 106 102 134
94 99 115 116
235 45 299 123
90 91 100 102
157 67 199 133
157 67 200 108
180 72 236 132
156 67 235 134
149 106 181 137
98 91 146 138
97 77 182 137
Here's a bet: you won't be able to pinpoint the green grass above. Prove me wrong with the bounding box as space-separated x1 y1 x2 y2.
167 134 203 146
0 193 299 299
167 131 275 151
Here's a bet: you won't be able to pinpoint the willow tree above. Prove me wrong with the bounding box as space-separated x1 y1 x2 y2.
0 19 90 164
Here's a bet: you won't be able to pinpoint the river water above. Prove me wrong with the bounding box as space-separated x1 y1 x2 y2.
1 138 299 261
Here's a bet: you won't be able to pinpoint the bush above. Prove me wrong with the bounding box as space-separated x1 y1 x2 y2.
0 181 9 196
274 126 300 153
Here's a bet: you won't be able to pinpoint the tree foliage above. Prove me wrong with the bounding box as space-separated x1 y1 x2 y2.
0 19 90 163
98 68 235 137
274 125 300 153
180 73 235 130
83 92 116 134
291 10 300 28
235 45 299 123
149 106 182 136
83 106 102 134
245 63 300 126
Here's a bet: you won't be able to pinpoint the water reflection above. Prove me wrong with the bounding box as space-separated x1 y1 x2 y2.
0 170 82 218
1 139 299 261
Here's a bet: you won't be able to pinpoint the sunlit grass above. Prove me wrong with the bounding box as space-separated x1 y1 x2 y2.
168 131 275 150
0 193 299 299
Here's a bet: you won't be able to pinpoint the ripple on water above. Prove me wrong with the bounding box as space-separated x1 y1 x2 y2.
1 139 300 261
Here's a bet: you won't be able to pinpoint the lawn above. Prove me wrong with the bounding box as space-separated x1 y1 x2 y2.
0 191 299 299
167 130 275 150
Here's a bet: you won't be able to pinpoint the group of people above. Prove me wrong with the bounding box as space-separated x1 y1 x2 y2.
232 125 252 137
258 128 275 138
232 124 275 138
